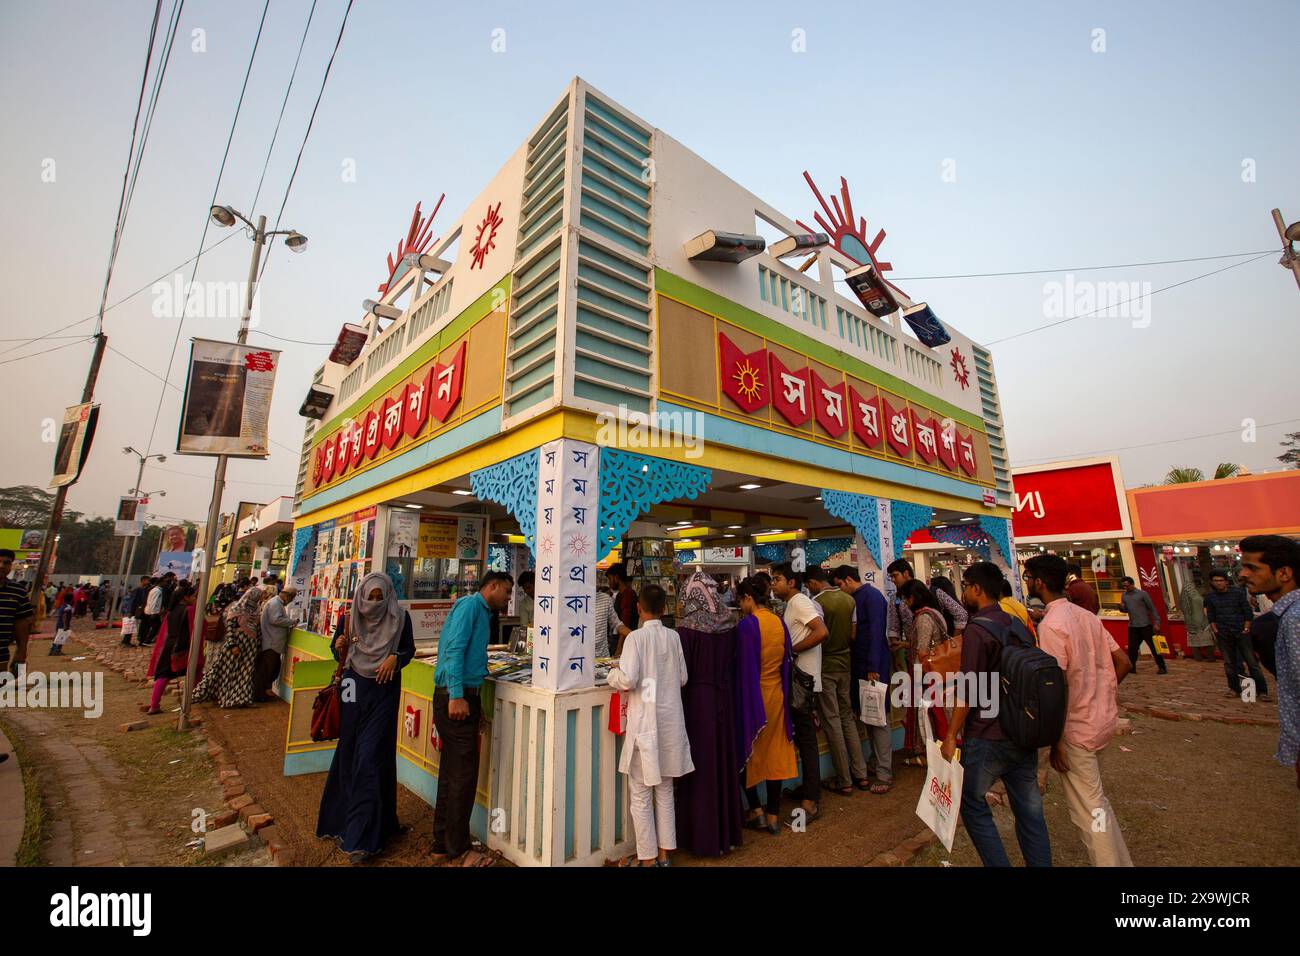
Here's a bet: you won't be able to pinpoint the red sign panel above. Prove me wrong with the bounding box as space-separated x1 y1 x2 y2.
911 409 938 464
957 431 978 477
1011 461 1126 539
849 386 882 449
810 369 847 438
936 422 958 472
719 333 768 414
882 395 911 458
427 341 466 424
769 352 811 427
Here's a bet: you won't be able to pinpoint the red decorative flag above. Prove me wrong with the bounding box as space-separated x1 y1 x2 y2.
958 431 978 476
381 396 403 450
769 352 811 426
718 332 769 414
810 369 848 438
849 386 883 449
363 409 382 460
911 409 939 464
936 420 958 471
428 341 466 423
882 395 911 458
404 364 434 439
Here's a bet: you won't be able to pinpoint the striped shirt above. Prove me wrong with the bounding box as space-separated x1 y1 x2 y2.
0 578 34 666
1272 589 1300 767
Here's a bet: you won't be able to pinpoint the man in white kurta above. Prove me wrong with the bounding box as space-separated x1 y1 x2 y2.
606 586 693 865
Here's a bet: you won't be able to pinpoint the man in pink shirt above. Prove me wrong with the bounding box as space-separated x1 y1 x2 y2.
1024 554 1134 867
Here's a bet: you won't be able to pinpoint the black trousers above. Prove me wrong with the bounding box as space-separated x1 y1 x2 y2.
254 649 281 699
790 706 822 802
432 687 482 858
1127 625 1166 671
741 771 782 816
138 613 162 645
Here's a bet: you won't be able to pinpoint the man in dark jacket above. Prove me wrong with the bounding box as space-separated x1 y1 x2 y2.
1203 570 1268 699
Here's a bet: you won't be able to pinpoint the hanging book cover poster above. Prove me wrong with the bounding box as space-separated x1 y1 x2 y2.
49 402 100 488
177 338 281 457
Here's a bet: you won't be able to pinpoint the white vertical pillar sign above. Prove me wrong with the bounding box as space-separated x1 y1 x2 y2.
1003 521 1023 602
531 438 598 691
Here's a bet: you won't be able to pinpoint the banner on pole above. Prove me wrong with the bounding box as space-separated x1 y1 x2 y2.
115 497 144 537
49 402 99 488
176 339 281 458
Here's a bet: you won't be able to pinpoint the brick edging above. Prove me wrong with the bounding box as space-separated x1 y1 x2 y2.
1122 703 1278 728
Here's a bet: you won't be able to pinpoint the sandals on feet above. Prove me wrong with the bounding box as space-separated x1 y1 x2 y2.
870 781 893 794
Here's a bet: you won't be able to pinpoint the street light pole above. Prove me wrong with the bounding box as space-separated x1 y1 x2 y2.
179 215 267 731
109 447 165 625
1270 208 1300 292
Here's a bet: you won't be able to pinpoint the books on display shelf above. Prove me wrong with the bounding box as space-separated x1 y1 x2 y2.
623 537 679 617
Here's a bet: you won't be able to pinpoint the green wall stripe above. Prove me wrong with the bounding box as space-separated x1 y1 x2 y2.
654 269 985 431
316 275 511 440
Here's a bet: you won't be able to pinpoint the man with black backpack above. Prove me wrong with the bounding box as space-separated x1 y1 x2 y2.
1026 553 1134 866
940 561 1052 866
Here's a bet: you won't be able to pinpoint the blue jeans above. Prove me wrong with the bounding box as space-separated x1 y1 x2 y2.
959 736 1052 867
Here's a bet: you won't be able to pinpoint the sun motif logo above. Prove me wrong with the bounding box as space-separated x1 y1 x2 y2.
733 358 764 403
470 201 503 270
379 197 444 294
796 172 893 277
539 533 555 557
949 347 971 390
567 534 590 558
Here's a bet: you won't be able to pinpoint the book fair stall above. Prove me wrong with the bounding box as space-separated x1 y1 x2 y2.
280 78 1017 866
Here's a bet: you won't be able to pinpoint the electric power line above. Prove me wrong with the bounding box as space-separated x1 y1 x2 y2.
256 0 355 287
984 253 1274 346
248 328 332 346
0 231 241 357
1012 417 1300 466
878 249 1278 282
249 0 318 213
142 0 272 459
0 337 95 366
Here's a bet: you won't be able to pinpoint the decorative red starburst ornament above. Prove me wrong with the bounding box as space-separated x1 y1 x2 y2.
796 172 893 276
378 196 445 294
470 201 503 270
567 534 590 558
949 347 971 390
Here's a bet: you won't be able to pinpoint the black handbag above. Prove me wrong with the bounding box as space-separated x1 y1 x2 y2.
790 664 816 715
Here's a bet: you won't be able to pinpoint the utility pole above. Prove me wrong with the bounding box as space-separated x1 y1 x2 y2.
1270 208 1300 292
108 447 165 623
180 215 266 731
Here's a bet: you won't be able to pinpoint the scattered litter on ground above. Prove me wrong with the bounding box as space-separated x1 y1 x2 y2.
1119 745 1133 752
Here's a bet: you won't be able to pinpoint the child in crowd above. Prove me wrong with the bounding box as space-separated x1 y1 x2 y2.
50 598 74 655
606 584 693 866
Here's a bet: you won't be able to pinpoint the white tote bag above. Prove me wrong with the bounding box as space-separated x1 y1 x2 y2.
857 678 888 727
915 705 963 851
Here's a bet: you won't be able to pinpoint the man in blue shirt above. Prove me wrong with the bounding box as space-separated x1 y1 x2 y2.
837 565 894 792
431 571 513 864
1238 536 1300 791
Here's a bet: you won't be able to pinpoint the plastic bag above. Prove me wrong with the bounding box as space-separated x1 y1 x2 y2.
857 678 888 727
915 723 963 851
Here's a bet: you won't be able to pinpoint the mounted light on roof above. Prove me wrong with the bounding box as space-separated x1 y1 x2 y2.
769 233 830 259
362 298 404 321
299 383 335 419
401 252 454 275
683 230 765 263
328 323 368 366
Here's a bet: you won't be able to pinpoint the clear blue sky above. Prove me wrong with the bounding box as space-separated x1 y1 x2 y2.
2 0 1297 525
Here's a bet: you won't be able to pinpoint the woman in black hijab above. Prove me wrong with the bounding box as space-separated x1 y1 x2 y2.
316 572 415 864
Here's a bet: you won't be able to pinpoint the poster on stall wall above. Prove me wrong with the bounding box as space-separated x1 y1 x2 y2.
155 552 193 580
417 515 460 559
388 511 419 558
455 517 484 561
406 600 455 643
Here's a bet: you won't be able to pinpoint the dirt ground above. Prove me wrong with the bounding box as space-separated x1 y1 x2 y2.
8 624 1296 867
1 626 264 866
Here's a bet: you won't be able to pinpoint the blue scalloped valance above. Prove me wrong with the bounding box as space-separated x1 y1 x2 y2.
290 525 316 576
597 449 711 558
978 515 1013 564
891 501 934 557
805 536 854 569
470 449 540 554
820 489 882 566
931 524 991 560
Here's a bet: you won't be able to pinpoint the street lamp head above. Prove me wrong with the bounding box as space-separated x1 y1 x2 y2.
1286 221 1300 244
210 204 238 228
362 299 404 321
155 454 167 463
284 231 308 253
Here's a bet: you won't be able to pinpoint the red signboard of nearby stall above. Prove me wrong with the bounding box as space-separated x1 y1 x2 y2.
1010 459 1130 541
